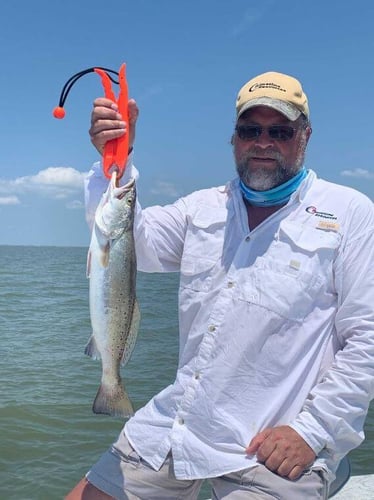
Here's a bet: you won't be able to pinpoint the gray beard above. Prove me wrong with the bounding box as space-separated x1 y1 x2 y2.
235 145 306 191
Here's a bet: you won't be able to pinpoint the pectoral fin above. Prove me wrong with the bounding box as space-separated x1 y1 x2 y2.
84 334 101 360
121 299 141 366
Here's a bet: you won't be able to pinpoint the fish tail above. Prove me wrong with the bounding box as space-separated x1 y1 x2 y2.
92 380 134 418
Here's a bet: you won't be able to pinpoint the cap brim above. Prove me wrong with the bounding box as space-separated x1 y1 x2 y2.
237 97 301 121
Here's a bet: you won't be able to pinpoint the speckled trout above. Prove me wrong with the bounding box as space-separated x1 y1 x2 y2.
85 174 139 417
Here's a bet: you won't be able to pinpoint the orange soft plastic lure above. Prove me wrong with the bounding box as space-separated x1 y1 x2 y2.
53 63 130 180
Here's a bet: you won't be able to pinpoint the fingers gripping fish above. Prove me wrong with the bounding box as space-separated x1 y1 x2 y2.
85 172 140 417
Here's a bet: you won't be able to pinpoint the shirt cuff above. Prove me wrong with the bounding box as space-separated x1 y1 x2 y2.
289 411 332 455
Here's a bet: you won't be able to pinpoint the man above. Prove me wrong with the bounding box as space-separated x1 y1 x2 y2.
66 72 374 499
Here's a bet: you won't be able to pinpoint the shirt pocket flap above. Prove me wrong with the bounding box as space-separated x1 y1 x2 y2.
180 207 226 284
280 220 341 252
181 255 217 276
191 207 227 229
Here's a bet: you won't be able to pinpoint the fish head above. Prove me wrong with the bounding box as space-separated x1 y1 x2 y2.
95 175 136 237
113 176 137 230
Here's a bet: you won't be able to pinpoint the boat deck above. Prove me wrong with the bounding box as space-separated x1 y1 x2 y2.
332 474 374 499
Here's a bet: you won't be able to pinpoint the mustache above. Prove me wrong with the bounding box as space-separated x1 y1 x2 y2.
243 148 285 162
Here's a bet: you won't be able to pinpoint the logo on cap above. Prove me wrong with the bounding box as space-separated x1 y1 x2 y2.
249 82 286 93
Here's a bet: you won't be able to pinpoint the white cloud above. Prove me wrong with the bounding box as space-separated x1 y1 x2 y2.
66 200 84 210
26 167 85 187
0 167 88 201
0 195 20 205
150 180 180 198
340 168 374 180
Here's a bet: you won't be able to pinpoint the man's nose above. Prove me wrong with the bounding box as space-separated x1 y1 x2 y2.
254 129 274 148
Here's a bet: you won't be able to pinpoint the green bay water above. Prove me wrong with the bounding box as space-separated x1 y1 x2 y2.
0 246 372 500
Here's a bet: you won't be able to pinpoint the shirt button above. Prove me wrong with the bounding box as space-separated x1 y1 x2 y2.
208 325 216 332
194 372 200 380
245 236 250 242
227 281 235 288
178 417 184 425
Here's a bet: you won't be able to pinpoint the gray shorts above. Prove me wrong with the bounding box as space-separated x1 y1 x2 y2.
87 433 328 500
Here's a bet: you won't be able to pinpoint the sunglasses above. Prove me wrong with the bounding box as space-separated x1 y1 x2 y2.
235 124 298 142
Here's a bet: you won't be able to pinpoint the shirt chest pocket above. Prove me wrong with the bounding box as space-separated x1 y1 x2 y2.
238 221 341 322
180 208 227 292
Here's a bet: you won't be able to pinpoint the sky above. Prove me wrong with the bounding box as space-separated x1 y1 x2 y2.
0 0 373 246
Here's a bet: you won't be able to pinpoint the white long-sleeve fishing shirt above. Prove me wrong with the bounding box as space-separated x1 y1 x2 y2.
85 156 374 482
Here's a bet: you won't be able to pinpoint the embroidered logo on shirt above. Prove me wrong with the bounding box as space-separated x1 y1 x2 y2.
289 259 301 270
316 221 340 232
306 206 338 220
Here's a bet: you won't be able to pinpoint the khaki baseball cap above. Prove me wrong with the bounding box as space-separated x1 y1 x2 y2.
236 71 309 121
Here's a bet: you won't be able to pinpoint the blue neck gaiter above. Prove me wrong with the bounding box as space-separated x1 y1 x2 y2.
239 167 308 207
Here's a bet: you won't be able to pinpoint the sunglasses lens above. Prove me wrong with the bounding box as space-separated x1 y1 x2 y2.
236 126 261 140
236 125 295 141
268 126 294 141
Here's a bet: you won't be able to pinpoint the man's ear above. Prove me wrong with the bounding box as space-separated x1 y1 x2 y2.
305 126 312 142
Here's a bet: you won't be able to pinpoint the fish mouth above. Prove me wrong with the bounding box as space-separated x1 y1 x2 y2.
110 172 135 188
110 169 135 188
110 172 135 199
